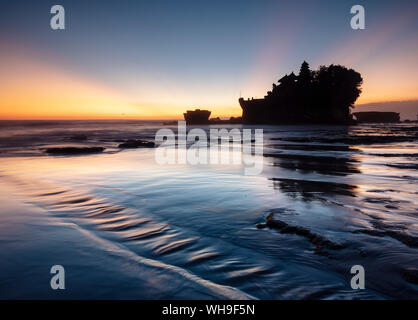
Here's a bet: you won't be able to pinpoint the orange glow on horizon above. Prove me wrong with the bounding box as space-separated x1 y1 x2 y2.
0 31 417 120
0 40 243 120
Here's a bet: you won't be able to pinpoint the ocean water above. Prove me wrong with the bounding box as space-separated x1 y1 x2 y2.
0 120 417 299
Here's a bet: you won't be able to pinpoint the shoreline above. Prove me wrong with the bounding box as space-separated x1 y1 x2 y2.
0 122 416 299
0 180 252 299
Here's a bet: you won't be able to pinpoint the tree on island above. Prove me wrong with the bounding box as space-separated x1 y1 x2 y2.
313 64 363 123
239 61 363 124
298 61 313 85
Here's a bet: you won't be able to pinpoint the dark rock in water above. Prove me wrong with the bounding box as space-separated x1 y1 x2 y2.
45 147 104 155
353 111 400 123
118 139 155 148
209 116 242 124
355 218 418 248
355 229 418 248
69 134 88 141
402 268 418 284
162 121 177 125
183 109 211 125
260 212 346 251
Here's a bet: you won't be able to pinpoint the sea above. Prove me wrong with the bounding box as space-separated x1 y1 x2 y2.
0 120 417 299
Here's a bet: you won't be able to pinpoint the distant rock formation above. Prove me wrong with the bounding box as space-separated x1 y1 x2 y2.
353 112 400 123
118 139 155 148
239 61 363 124
183 110 243 125
69 134 88 141
45 147 104 155
162 121 177 125
183 109 211 125
209 116 242 124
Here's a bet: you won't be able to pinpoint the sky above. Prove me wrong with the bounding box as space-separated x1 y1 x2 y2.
0 0 417 119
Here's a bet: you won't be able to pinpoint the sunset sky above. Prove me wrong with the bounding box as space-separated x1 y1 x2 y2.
0 0 417 119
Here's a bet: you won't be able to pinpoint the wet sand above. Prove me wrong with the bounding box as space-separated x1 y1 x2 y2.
0 182 251 299
0 121 417 299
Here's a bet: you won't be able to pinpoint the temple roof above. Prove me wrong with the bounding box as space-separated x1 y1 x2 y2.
278 72 297 83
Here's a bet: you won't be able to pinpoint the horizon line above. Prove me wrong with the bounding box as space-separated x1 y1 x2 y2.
0 99 416 121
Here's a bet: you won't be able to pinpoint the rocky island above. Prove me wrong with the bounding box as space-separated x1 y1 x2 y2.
183 62 401 125
183 109 211 124
239 61 363 124
353 111 400 123
183 109 242 125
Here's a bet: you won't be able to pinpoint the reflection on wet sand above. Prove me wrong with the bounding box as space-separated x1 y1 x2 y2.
267 144 359 152
271 134 416 145
0 121 417 299
269 178 357 200
265 153 360 176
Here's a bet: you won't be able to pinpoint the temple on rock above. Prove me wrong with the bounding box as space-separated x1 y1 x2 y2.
239 61 363 124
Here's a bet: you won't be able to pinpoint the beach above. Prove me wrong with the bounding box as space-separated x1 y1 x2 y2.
0 120 417 299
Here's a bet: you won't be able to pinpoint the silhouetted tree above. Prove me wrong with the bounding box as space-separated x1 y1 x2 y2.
298 61 313 85
313 64 363 122
295 61 315 120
